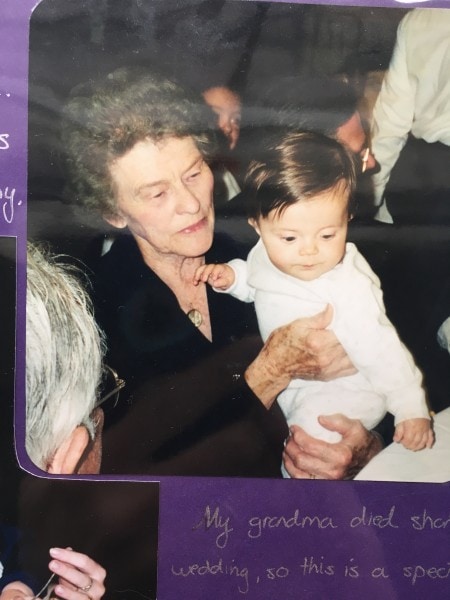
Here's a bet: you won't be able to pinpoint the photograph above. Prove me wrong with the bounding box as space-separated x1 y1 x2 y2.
2 1 450 599
26 0 450 481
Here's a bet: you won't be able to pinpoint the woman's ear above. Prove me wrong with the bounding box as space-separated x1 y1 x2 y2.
47 426 90 475
76 408 104 475
248 218 261 235
103 213 127 229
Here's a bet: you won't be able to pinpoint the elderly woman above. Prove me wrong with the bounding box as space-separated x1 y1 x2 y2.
0 245 106 600
26 243 105 476
62 68 381 479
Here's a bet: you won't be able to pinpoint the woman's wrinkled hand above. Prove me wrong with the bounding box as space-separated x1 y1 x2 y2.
282 414 383 480
245 305 355 408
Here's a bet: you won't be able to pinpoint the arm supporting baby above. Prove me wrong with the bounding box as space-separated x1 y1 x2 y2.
244 308 383 479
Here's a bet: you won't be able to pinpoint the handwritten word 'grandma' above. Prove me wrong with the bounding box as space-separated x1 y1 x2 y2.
1 187 22 224
248 510 337 539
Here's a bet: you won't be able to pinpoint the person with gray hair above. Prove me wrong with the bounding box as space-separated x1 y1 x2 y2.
26 242 105 475
0 245 107 600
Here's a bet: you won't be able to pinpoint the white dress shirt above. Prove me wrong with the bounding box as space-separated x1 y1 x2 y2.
371 8 450 222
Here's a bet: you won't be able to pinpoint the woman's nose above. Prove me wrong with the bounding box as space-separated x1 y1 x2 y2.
176 184 201 213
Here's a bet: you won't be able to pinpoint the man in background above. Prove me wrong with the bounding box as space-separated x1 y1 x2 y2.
371 8 450 225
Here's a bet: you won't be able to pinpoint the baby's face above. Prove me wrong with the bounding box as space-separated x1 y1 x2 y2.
251 189 349 282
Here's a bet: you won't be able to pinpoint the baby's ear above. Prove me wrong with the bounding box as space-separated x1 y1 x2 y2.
248 218 260 235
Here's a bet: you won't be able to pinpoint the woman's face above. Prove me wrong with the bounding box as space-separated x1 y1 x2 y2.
108 136 215 261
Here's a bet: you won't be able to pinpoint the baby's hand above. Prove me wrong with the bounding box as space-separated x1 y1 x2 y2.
393 418 434 451
194 263 235 290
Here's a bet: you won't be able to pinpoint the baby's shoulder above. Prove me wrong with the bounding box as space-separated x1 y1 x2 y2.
341 243 381 287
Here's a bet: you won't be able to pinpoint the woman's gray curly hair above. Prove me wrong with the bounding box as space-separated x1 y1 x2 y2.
26 242 105 470
62 67 216 218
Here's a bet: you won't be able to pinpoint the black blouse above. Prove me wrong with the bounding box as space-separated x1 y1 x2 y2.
93 233 287 477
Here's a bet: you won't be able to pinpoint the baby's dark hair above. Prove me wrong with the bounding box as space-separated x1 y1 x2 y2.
244 130 356 220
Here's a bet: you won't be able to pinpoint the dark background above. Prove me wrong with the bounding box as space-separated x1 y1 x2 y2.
0 237 19 521
28 0 406 258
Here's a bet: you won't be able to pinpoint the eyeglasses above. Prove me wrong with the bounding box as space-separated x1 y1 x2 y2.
32 572 56 599
96 364 126 409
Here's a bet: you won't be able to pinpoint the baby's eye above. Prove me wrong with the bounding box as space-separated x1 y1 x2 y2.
321 233 336 240
282 236 296 242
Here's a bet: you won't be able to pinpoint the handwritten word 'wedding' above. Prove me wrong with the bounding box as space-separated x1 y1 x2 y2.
1 187 22 224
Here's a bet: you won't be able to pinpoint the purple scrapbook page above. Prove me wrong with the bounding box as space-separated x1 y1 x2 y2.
1 1 450 599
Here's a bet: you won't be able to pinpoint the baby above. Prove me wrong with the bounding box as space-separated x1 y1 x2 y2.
195 131 433 475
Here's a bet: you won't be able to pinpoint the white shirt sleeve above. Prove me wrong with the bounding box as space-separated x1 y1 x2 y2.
214 258 256 303
332 249 429 424
371 12 415 208
371 8 450 218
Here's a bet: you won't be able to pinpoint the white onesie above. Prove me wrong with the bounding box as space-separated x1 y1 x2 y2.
222 241 429 475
